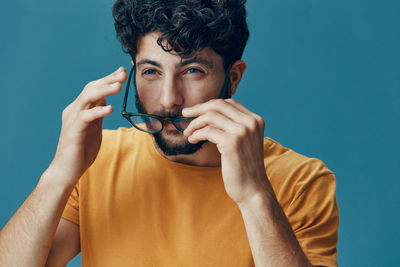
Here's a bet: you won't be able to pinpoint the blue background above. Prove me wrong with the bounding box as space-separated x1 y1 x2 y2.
1 0 399 266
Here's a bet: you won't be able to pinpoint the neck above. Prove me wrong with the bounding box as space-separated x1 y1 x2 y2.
152 139 221 167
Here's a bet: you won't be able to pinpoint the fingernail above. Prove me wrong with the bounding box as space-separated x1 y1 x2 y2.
182 108 190 115
114 72 123 78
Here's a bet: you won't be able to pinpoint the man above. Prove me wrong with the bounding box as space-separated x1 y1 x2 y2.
0 0 338 266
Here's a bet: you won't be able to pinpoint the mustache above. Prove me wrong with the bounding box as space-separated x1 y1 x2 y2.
151 110 183 118
135 92 184 118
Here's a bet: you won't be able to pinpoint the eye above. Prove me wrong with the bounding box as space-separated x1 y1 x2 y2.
143 69 157 75
187 68 203 74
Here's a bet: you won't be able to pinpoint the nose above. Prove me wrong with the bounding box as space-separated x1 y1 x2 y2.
159 74 183 110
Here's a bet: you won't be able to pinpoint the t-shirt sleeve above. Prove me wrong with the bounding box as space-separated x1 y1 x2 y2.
286 173 339 267
61 181 80 225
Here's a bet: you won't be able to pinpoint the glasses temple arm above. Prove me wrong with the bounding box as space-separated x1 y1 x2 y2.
122 65 136 114
218 65 232 99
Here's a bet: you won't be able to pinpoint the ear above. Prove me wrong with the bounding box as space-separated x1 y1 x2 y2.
229 60 247 97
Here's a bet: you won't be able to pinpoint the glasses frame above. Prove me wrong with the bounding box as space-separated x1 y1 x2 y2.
122 62 232 134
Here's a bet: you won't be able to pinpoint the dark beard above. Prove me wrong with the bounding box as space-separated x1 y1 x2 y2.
135 92 206 156
153 131 206 156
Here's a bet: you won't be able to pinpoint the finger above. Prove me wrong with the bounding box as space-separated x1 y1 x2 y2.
92 97 107 109
184 110 242 137
77 81 122 109
79 105 113 125
183 99 248 123
183 99 258 132
187 125 227 145
95 66 127 85
77 67 127 107
225 98 265 126
215 98 265 133
224 98 253 116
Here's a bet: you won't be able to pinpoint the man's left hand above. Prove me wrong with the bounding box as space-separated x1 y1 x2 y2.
182 98 268 204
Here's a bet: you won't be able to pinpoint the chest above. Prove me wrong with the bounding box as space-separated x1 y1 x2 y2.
80 161 255 266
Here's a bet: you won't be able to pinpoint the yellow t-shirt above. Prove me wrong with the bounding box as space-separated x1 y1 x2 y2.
62 127 339 267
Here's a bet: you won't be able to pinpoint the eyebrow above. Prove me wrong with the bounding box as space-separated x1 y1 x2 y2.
135 58 214 70
136 59 161 68
180 58 214 69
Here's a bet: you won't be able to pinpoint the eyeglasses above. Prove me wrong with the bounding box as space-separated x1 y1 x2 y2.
121 63 231 134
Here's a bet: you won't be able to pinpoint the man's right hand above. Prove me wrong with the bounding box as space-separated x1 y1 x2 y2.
49 66 127 186
0 67 126 267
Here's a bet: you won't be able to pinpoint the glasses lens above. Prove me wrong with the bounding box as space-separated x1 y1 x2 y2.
129 115 162 132
173 117 194 132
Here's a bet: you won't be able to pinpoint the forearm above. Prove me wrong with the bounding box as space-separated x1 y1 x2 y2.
0 168 75 267
238 185 312 267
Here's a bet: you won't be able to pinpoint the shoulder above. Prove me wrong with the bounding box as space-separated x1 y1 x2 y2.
88 127 149 168
263 137 336 208
263 137 333 178
97 127 141 155
101 127 137 147
81 127 148 183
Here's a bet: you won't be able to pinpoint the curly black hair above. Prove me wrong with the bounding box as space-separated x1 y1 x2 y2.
112 0 249 70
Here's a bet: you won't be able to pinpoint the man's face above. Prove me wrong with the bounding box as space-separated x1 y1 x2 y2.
134 31 227 156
